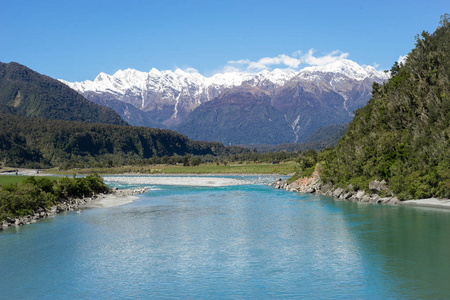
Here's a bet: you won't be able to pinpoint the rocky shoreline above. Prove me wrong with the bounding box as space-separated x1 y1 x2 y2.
0 187 148 229
270 171 450 209
269 169 401 205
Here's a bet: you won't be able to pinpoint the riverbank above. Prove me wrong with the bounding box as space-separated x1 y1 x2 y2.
270 171 450 210
0 187 148 229
0 172 271 230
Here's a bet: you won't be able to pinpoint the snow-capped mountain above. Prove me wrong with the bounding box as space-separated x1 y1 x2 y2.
60 66 301 125
60 59 388 144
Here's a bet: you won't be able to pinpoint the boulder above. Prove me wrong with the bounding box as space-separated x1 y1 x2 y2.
361 195 371 202
320 183 333 195
355 190 365 200
306 187 315 193
343 192 353 199
369 180 389 193
388 197 399 205
333 188 344 198
381 197 392 204
370 194 381 203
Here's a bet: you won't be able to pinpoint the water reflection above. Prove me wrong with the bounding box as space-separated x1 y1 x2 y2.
1 180 450 298
330 198 450 298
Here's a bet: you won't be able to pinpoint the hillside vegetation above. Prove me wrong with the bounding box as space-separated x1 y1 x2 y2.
0 114 247 169
319 16 450 199
253 123 348 153
0 62 126 125
176 86 296 145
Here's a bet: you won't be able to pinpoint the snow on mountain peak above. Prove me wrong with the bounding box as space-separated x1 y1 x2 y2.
60 59 387 101
301 59 388 80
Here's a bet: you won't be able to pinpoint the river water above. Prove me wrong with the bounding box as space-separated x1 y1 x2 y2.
1 175 450 299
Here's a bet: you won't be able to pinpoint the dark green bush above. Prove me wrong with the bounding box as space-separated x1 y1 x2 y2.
0 174 109 222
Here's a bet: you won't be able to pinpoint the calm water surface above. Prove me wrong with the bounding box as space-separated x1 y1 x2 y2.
1 176 450 299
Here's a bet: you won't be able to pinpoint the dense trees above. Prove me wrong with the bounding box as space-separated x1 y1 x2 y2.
0 113 260 168
318 16 450 199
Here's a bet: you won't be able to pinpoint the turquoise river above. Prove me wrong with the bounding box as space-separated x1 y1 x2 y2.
1 175 450 299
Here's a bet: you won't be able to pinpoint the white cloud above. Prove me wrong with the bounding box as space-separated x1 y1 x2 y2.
221 65 242 73
362 62 380 69
183 67 199 73
398 55 408 65
248 54 302 70
302 49 349 66
228 59 251 65
225 49 350 72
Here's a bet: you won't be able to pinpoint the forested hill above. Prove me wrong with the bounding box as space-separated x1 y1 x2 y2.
0 62 126 125
0 113 244 168
319 16 450 199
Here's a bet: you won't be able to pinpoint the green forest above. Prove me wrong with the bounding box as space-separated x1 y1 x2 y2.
315 16 450 199
0 113 253 168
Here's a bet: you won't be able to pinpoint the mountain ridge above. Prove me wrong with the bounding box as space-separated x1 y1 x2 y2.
60 59 388 144
62 59 387 95
0 62 127 126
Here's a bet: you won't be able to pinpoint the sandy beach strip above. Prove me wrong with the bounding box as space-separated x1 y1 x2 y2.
80 194 139 208
401 198 450 210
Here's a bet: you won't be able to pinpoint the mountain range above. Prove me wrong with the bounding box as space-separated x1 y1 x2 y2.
61 59 389 145
0 62 253 168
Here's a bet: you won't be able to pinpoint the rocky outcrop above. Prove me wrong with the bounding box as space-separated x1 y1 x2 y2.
270 171 400 206
0 187 148 230
368 179 389 193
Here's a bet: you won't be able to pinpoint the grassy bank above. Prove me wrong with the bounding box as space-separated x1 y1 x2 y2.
0 175 59 186
49 161 297 176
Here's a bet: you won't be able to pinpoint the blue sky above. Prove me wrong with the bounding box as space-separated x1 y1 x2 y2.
1 0 448 81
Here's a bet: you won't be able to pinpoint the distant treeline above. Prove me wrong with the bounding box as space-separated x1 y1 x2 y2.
0 113 253 168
